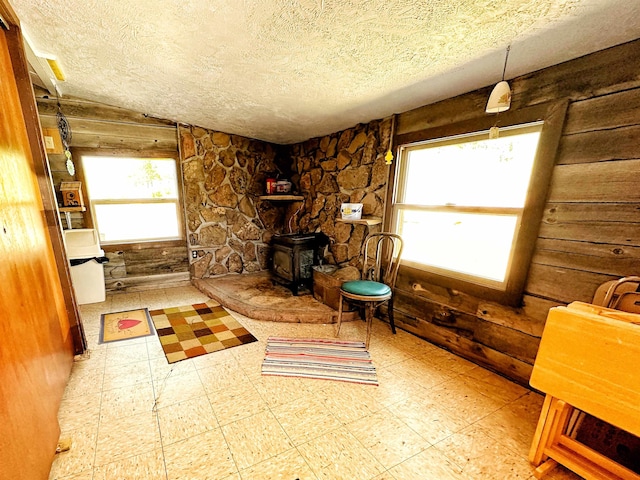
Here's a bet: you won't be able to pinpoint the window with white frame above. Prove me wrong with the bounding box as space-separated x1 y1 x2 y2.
392 122 543 295
81 154 183 244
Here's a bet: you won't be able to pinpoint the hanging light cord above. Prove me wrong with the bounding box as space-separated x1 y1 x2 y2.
56 98 72 150
501 45 511 81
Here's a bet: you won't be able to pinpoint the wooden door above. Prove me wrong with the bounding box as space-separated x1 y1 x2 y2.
0 6 75 480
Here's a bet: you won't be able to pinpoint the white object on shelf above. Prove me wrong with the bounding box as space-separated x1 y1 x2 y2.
275 180 292 193
63 228 101 258
340 203 363 220
63 229 106 305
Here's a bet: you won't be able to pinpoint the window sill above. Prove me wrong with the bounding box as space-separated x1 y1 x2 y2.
101 239 186 251
399 263 522 307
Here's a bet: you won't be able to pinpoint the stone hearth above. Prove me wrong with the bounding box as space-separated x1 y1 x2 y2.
193 272 358 324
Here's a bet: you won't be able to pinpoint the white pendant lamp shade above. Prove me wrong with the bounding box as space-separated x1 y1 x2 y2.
486 80 512 113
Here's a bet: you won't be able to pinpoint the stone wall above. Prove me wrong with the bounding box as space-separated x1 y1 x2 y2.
286 118 393 267
180 118 394 279
180 125 290 278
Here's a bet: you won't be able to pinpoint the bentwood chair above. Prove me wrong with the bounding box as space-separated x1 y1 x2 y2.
335 232 403 348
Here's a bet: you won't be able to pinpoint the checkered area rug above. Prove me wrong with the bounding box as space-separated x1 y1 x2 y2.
149 301 257 363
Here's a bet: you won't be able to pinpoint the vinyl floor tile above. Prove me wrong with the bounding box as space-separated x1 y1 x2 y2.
475 391 545 454
94 411 161 466
190 347 237 370
49 286 586 480
104 342 150 366
434 425 535 480
388 446 469 480
152 370 207 408
251 374 310 408
366 341 412 367
297 427 385 480
271 394 342 446
208 381 269 426
93 449 165 480
162 428 238 480
430 349 479 374
48 424 98 479
347 408 430 469
50 471 94 480
390 396 469 445
57 391 102 431
62 364 105 399
73 346 107 370
99 382 156 421
365 367 427 407
221 410 293 470
197 358 249 394
148 353 196 381
461 367 529 405
316 381 384 425
372 473 397 480
102 359 152 390
238 448 318 480
156 394 219 446
428 376 505 424
384 357 454 391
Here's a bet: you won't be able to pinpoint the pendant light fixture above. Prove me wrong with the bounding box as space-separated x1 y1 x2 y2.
486 45 512 114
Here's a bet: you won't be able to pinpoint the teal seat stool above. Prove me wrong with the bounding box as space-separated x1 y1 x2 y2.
336 232 403 348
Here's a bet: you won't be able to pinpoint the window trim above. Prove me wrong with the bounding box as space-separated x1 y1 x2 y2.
386 100 569 306
75 148 185 247
393 122 543 291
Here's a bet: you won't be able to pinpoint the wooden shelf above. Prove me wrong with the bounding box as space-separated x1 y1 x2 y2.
59 206 86 212
336 216 382 226
259 195 304 201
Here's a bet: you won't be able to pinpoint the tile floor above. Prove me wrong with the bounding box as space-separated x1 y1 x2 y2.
49 285 583 480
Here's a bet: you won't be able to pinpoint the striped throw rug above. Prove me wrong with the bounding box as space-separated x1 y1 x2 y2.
261 337 378 386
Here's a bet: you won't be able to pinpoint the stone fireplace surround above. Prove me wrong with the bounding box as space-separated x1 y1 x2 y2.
181 116 393 283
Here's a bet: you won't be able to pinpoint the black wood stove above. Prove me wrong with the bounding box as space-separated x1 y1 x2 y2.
270 233 325 295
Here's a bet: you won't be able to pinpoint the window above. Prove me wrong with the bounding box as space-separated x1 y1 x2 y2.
390 101 567 307
81 154 183 244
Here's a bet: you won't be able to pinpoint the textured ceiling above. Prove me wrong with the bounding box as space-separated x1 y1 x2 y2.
10 0 640 144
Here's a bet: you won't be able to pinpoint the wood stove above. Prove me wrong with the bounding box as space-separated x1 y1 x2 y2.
270 233 324 295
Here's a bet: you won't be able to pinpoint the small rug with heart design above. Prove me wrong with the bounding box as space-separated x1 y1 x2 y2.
99 308 155 344
149 301 257 363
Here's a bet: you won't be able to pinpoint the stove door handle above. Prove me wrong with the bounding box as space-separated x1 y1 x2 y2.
274 264 290 276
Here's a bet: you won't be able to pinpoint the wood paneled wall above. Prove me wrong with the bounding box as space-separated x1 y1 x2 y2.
391 39 640 385
34 88 190 292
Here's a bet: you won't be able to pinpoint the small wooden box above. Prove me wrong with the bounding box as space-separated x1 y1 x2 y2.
313 268 343 311
60 181 85 208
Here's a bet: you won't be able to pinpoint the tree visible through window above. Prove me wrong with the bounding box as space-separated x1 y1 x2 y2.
81 155 182 244
392 122 543 293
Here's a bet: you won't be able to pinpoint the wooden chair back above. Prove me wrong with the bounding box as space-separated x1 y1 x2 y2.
593 276 640 313
360 233 403 288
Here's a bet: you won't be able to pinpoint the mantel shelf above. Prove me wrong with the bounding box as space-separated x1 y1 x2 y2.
336 216 382 226
259 195 304 201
